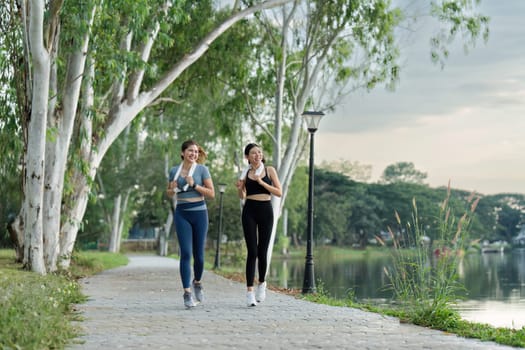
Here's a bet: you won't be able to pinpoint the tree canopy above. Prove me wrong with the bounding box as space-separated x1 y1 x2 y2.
380 161 428 185
0 0 493 273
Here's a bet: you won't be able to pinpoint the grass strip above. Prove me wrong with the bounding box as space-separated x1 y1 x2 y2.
0 249 128 349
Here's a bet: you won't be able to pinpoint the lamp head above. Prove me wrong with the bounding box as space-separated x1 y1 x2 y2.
302 111 325 132
218 183 227 193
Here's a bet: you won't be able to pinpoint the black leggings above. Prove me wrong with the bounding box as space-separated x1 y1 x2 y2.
242 199 274 287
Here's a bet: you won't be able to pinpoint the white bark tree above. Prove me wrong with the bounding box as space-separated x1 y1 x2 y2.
243 0 488 270
245 0 403 268
106 125 133 253
17 0 295 273
24 0 55 274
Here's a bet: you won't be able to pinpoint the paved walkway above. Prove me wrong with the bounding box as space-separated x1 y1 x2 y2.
69 255 517 350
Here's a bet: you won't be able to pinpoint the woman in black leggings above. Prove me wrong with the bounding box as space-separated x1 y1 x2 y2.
236 143 282 307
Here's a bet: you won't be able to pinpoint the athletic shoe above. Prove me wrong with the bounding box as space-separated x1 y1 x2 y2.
184 291 196 308
246 291 257 307
255 281 266 302
192 281 204 303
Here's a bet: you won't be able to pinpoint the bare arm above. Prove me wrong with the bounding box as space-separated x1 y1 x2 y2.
236 179 246 199
190 177 215 199
166 180 177 197
259 166 282 197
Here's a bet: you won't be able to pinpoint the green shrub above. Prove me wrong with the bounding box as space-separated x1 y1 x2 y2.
0 269 84 349
383 185 478 328
0 249 127 349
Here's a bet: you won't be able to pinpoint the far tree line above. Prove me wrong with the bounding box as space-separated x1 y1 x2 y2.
54 160 524 253
2 154 522 251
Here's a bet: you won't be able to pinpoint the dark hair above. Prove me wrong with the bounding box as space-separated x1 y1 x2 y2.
244 143 265 163
180 139 198 160
244 143 260 156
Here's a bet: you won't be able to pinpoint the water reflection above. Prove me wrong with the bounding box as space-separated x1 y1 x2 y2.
267 248 525 329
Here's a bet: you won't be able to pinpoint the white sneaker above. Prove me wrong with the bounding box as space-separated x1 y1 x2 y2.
255 282 266 302
246 291 257 307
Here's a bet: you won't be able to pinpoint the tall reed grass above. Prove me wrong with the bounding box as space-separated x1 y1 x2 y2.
382 184 479 328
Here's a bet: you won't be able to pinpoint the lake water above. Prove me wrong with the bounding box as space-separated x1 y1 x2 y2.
266 248 525 329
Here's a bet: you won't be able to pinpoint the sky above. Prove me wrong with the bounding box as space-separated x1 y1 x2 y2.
315 1 525 195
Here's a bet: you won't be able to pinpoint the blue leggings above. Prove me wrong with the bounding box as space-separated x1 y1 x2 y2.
242 199 273 287
174 201 208 289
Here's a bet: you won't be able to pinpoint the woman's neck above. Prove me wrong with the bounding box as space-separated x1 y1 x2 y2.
182 160 194 170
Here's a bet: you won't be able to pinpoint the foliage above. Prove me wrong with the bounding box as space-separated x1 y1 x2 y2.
282 165 309 243
79 5 263 246
0 177 21 248
383 186 479 330
282 165 525 250
69 251 129 277
204 240 246 271
207 185 244 243
346 186 384 247
319 159 372 182
299 279 355 307
0 1 23 249
0 249 127 349
315 191 352 244
380 161 428 185
85 118 169 245
148 2 262 155
273 231 291 254
0 271 82 349
495 204 521 242
451 319 525 348
0 0 494 275
429 0 490 68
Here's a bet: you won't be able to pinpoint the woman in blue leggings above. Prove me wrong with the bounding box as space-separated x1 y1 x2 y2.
167 140 215 308
236 143 282 307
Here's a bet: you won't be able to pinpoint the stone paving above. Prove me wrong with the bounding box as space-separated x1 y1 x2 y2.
68 255 518 350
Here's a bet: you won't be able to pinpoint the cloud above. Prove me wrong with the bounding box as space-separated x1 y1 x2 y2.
317 106 525 194
316 1 525 195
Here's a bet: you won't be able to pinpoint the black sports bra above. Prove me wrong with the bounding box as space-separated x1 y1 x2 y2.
245 170 272 195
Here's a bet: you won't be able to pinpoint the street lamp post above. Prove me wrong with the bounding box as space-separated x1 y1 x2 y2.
213 183 227 269
302 110 324 294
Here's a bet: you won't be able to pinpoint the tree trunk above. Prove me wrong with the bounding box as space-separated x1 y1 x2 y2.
108 195 122 253
7 213 24 262
24 82 48 275
265 196 282 271
159 214 171 256
58 54 96 269
59 171 90 268
264 2 299 276
43 28 92 271
23 0 51 275
117 191 131 250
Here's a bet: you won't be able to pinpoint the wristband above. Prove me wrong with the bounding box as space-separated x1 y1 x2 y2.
192 183 197 189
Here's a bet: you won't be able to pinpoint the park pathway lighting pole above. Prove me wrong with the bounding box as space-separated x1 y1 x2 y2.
213 183 227 269
302 110 324 294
